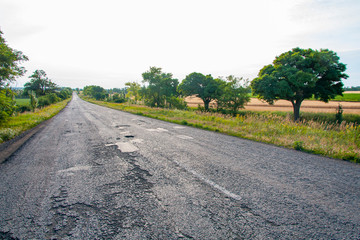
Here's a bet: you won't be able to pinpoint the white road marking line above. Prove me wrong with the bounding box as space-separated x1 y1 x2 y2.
174 160 242 201
173 126 186 129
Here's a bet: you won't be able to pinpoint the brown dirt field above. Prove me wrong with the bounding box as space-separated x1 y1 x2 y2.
185 96 360 114
344 91 360 94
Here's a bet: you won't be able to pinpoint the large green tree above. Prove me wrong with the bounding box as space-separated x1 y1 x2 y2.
251 48 348 121
0 30 28 87
141 67 179 107
178 72 222 111
0 30 28 122
83 85 108 100
218 75 251 115
24 70 58 96
125 81 141 103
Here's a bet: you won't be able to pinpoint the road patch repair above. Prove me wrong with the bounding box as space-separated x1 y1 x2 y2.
146 128 168 132
106 142 139 153
176 135 193 140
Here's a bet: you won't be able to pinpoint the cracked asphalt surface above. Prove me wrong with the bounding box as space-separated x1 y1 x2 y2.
0 93 359 239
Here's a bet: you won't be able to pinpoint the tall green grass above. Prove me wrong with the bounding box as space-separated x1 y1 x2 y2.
0 99 70 143
15 98 30 106
307 93 360 102
332 93 360 102
81 96 359 163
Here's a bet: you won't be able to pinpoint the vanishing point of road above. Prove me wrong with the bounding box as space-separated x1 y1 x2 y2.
1 93 359 239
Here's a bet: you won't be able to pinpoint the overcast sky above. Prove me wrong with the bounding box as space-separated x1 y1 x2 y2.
1 0 359 89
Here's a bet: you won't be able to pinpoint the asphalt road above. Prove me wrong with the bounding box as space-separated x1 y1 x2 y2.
1 93 359 239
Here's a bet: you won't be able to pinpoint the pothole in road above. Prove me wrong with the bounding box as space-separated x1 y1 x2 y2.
125 135 134 138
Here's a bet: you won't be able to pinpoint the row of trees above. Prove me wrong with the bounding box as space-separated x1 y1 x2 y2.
84 48 348 122
137 48 348 121
84 67 251 115
136 67 251 115
82 85 127 103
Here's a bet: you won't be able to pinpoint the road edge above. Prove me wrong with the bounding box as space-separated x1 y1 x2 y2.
0 119 51 163
0 99 71 164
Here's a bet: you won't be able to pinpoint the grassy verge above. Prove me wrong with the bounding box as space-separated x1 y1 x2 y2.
15 98 30 106
0 98 71 143
307 93 360 102
81 96 360 163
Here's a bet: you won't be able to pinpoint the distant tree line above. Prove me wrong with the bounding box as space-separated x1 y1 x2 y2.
83 86 127 103
83 66 251 116
344 86 360 91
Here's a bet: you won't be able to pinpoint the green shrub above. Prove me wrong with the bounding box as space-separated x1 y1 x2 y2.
167 96 187 110
37 96 51 108
293 141 304 151
58 88 72 100
335 104 343 124
181 120 188 125
38 93 61 108
16 105 31 113
0 89 16 124
112 93 126 103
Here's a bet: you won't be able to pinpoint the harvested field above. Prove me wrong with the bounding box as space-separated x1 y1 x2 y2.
185 96 360 114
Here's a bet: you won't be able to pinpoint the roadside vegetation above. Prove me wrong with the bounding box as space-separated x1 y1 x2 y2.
0 30 72 143
80 96 360 163
0 99 71 143
330 93 360 102
80 48 359 163
2 28 358 163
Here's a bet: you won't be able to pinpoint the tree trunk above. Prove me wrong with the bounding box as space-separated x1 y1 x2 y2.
291 100 302 122
203 100 210 111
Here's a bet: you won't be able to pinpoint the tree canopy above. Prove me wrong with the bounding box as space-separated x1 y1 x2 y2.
141 67 179 108
0 30 28 88
24 70 58 96
178 72 223 111
217 75 251 115
0 30 28 122
251 48 348 121
83 85 108 100
125 81 141 103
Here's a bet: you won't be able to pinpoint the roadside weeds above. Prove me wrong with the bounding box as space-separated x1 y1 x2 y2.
80 96 359 163
0 99 71 163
